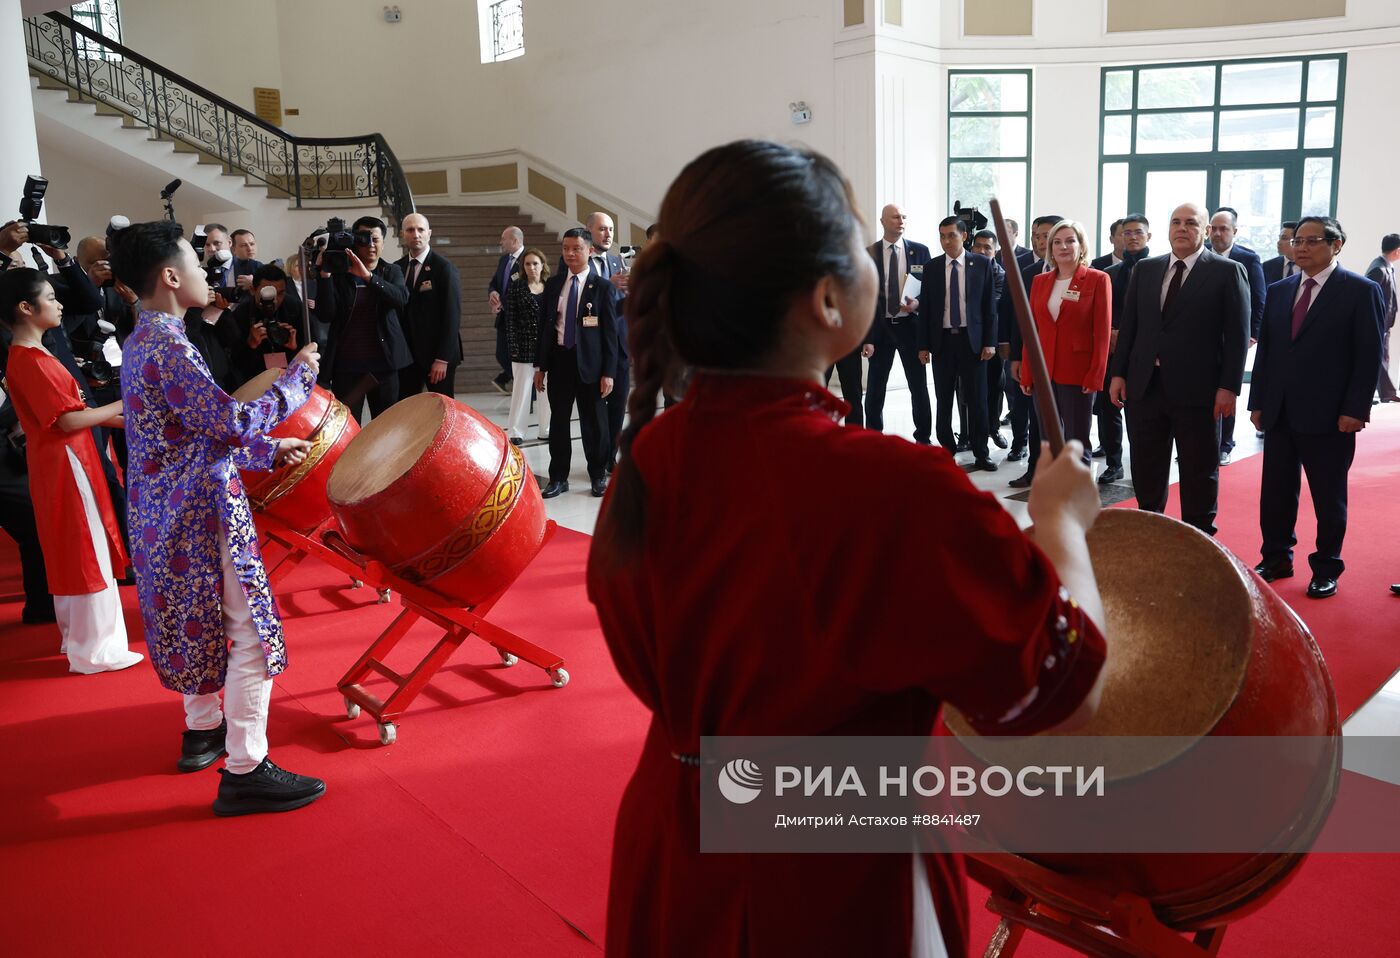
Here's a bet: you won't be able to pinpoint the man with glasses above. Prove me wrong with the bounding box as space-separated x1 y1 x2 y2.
1250 216 1383 599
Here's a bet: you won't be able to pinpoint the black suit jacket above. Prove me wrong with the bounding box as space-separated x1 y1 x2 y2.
923 252 998 355
865 239 933 347
396 250 463 368
1365 256 1398 330
1007 259 1048 357
1014 246 1034 270
1261 256 1293 286
1248 267 1384 433
1109 248 1250 405
314 260 413 372
1090 253 1116 271
535 271 619 383
1223 245 1267 340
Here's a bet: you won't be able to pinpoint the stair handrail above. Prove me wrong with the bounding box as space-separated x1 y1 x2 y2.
24 11 414 228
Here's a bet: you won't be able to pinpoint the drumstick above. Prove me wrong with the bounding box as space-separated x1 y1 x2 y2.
990 198 1064 458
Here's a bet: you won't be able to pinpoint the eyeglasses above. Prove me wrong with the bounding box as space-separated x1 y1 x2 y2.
1289 236 1331 247
1120 229 1147 238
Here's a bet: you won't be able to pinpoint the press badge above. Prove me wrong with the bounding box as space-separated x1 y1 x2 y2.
1063 288 1082 302
582 315 600 328
910 264 924 275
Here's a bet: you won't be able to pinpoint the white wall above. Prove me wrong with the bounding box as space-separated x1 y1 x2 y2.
2 0 42 208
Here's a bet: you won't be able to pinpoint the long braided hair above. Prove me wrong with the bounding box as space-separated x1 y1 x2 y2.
592 140 866 564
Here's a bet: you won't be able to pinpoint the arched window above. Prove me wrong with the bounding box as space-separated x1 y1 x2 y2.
477 0 524 64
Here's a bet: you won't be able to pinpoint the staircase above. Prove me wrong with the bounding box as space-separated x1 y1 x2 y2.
418 205 557 393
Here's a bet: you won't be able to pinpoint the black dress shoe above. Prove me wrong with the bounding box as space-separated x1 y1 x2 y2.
1253 560 1294 583
509 436 524 447
1090 446 1106 459
1000 414 1011 427
955 441 970 453
1008 473 1033 488
541 480 569 499
1097 466 1124 484
212 757 326 817
990 432 1009 449
1306 576 1338 599
591 476 609 497
973 459 998 472
1390 584 1400 596
1005 445 1026 462
179 721 228 773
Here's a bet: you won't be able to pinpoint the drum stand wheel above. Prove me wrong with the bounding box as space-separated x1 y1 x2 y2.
549 667 570 688
350 577 364 589
378 722 397 746
344 697 361 720
377 588 392 604
498 649 519 667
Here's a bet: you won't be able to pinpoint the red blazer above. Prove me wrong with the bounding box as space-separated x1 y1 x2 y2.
1020 264 1112 391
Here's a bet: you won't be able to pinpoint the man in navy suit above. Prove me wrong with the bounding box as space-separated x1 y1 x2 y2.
1108 202 1250 536
584 211 630 471
533 227 619 499
1250 216 1383 599
1364 233 1400 403
920 216 999 470
1209 207 1267 464
1090 219 1124 271
1261 222 1299 285
1006 218 1034 271
1006 213 1063 487
488 226 524 393
1095 213 1152 485
864 204 933 443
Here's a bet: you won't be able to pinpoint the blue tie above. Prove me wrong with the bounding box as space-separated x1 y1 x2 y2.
498 255 512 291
949 261 962 329
563 275 579 348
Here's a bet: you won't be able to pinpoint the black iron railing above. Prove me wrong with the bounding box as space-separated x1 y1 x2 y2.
24 11 414 228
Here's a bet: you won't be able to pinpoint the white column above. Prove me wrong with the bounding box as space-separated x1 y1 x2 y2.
0 0 43 203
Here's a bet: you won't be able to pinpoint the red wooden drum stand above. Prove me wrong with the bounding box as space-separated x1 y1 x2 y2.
258 514 565 746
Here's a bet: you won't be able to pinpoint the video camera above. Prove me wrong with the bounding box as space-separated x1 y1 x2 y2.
18 175 71 250
255 284 291 349
952 201 988 250
310 216 373 274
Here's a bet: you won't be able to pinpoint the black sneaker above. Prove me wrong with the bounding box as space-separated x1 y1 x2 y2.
178 720 227 773
212 757 326 817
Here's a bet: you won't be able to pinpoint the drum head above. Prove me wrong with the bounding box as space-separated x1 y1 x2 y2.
231 368 282 403
947 509 1252 775
326 393 446 505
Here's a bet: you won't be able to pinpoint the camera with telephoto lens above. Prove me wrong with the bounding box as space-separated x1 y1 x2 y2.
952 201 988 250
255 285 290 348
18 175 72 250
312 217 372 275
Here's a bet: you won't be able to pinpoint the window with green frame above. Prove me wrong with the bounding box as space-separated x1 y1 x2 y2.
1099 55 1344 255
948 70 1031 238
70 0 122 61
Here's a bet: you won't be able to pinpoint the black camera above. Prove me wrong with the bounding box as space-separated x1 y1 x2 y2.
190 224 208 259
952 201 988 249
204 248 240 300
18 175 71 250
312 217 373 274
256 285 290 348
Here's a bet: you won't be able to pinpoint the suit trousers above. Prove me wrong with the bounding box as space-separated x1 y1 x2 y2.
1005 368 1030 451
1051 383 1096 462
1092 360 1124 468
1379 322 1398 401
1124 371 1222 536
825 348 865 428
986 353 1006 437
931 333 989 459
866 322 932 442
1259 421 1355 579
605 360 631 463
398 360 459 399
1219 413 1237 453
546 344 610 482
332 368 400 422
0 471 51 618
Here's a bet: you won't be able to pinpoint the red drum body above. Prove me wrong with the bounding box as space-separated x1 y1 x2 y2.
325 393 547 606
232 369 359 533
947 508 1340 929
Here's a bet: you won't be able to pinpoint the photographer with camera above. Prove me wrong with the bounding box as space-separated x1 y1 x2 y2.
227 263 303 383
312 215 411 420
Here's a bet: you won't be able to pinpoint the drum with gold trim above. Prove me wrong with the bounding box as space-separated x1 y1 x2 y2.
325 393 547 606
232 369 359 534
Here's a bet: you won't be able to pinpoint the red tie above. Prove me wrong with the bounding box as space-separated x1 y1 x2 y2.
1290 278 1317 339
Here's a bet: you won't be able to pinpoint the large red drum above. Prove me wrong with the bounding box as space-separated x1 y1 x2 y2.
232 369 359 533
946 508 1340 929
324 393 547 606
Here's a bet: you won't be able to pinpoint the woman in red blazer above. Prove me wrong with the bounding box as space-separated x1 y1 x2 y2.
1020 219 1112 461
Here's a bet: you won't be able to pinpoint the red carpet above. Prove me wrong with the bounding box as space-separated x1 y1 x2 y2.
3 413 1399 955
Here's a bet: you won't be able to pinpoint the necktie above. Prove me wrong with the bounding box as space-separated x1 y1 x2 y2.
887 245 900 317
1291 278 1317 339
563 275 579 348
406 260 420 289
1163 260 1186 314
593 255 608 279
498 255 512 290
949 260 962 329
1286 261 1296 278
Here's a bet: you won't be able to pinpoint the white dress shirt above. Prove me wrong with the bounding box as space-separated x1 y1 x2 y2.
404 250 428 287
882 239 906 317
1160 245 1206 308
1293 259 1339 309
555 267 590 345
942 252 968 329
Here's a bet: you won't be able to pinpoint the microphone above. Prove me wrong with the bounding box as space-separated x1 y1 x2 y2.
160 179 182 199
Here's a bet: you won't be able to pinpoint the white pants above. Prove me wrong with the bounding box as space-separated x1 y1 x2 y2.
506 361 551 440
55 447 143 675
181 529 272 774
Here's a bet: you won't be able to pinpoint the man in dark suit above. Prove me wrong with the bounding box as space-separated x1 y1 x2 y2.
1006 218 1034 270
585 211 630 471
1090 219 1124 271
1006 214 1063 487
1209 207 1267 465
487 227 524 393
314 215 412 421
1108 202 1250 536
920 216 998 470
1365 233 1400 402
1261 222 1299 285
864 204 933 444
396 212 463 398
534 227 619 499
1095 213 1152 484
1249 216 1384 599
971 229 1012 451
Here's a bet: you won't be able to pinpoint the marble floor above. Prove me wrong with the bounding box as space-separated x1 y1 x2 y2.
450 379 1399 738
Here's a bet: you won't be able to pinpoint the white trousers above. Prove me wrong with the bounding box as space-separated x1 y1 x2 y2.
506 361 551 440
55 447 143 675
181 529 272 774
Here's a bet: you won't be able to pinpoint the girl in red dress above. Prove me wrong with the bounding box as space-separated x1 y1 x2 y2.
1 268 142 674
587 141 1110 957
